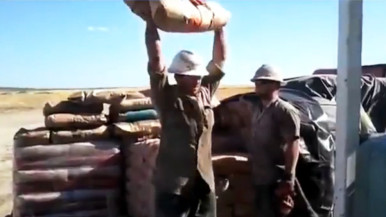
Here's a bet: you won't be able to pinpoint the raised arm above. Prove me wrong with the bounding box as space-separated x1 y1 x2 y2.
146 21 165 73
145 21 167 109
202 28 227 96
212 28 226 68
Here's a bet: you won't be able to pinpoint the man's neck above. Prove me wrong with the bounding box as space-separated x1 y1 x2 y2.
261 94 279 107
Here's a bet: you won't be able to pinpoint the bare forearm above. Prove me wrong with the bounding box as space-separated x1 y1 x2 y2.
145 22 164 71
284 140 300 179
212 28 226 68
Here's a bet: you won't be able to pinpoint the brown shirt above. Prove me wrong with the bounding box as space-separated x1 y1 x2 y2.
248 98 300 185
148 60 225 194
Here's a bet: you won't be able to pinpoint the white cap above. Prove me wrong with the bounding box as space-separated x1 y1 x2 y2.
250 64 284 83
167 50 208 77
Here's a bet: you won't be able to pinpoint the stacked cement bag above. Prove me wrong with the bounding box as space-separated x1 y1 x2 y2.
12 97 127 216
112 97 161 217
124 0 231 32
212 154 254 217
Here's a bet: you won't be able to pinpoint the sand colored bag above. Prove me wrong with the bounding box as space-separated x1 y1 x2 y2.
16 200 108 216
51 125 111 144
17 154 120 170
14 189 119 208
125 138 160 217
149 0 231 32
124 0 152 21
14 125 50 147
16 178 120 194
68 90 145 104
14 166 121 184
114 97 153 113
212 154 251 175
14 141 120 161
43 101 104 117
113 120 161 138
45 114 108 130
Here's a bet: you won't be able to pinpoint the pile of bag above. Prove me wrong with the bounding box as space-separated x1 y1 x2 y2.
124 0 231 33
213 155 254 217
12 90 148 217
111 97 161 217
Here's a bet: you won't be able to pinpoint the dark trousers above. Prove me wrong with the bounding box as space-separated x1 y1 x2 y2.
254 184 279 217
155 176 216 217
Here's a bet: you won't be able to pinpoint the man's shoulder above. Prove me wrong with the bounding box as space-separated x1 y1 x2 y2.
274 99 299 115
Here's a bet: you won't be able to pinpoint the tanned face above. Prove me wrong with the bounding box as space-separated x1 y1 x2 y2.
175 74 202 96
254 79 281 99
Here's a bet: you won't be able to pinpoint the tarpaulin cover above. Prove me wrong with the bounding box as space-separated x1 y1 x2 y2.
283 74 386 132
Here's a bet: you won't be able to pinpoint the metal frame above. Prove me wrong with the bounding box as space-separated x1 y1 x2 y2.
334 0 363 216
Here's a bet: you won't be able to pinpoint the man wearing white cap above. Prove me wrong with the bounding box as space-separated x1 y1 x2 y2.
144 9 226 217
248 65 301 217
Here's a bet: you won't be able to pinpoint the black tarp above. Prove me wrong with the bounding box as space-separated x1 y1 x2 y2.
284 74 386 132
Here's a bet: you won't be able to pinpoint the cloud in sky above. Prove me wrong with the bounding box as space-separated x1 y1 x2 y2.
87 26 109 32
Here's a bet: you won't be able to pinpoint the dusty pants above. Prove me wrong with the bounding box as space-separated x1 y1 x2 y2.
155 175 216 217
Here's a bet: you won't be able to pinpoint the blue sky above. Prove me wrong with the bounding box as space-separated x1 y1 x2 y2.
0 0 385 88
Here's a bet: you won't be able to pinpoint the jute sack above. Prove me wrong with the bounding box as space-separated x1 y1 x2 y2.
113 97 153 113
14 125 50 147
212 154 251 175
113 120 161 138
14 166 121 184
16 200 108 216
31 209 110 217
45 114 108 130
17 154 120 170
51 125 111 144
15 178 120 194
125 138 160 217
123 0 152 21
149 0 231 32
68 90 145 104
14 141 120 161
43 101 103 117
13 189 119 217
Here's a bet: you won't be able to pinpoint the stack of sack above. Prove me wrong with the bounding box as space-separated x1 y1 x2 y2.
212 154 254 217
111 97 161 217
11 90 148 217
124 0 231 33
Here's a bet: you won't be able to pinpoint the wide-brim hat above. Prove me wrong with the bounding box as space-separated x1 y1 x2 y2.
167 50 208 77
251 64 284 83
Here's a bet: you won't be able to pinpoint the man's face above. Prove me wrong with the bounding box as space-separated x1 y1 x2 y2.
254 79 280 98
175 74 202 95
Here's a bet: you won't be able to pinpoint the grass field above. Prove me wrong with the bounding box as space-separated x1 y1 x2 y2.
0 85 254 216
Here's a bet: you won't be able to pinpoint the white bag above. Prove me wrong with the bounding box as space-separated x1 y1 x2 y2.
125 0 231 33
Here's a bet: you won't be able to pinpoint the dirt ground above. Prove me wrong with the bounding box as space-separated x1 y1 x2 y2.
0 109 43 216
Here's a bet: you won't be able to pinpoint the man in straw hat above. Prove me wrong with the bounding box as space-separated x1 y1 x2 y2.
248 64 301 217
144 8 226 217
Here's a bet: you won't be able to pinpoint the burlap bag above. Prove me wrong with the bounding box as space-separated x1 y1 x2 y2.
113 120 161 138
68 90 145 104
14 125 50 147
51 125 111 144
14 141 120 162
17 154 120 170
14 166 121 184
45 114 108 130
13 190 119 217
43 101 103 117
17 200 108 216
212 154 251 175
148 0 231 33
125 138 160 217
